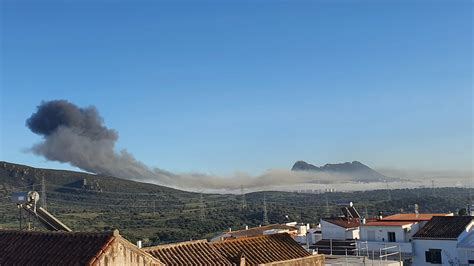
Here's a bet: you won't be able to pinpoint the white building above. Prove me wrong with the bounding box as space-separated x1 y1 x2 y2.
320 218 360 240
357 213 453 259
412 216 474 266
320 202 361 240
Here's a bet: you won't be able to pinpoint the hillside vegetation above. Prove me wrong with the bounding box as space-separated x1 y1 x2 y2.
0 161 471 245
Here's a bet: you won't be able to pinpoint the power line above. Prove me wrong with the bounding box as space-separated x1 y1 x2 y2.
199 192 206 221
241 185 247 211
431 180 436 197
263 194 269 225
45 190 225 208
325 193 329 217
386 181 391 201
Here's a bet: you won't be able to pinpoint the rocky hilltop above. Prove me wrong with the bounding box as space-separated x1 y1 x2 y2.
291 160 387 182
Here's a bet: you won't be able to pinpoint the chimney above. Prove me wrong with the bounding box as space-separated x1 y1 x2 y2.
362 218 366 224
136 240 142 249
228 227 232 232
245 225 248 230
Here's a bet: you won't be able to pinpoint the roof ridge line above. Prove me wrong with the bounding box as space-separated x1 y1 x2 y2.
143 239 208 250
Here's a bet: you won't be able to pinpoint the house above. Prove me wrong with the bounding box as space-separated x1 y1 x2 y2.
146 233 325 265
0 229 162 265
320 202 361 240
412 216 474 266
357 213 453 259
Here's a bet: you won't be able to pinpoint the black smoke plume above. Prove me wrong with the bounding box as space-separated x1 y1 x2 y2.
26 100 178 185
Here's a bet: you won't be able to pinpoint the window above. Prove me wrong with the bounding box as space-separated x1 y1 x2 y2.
425 249 442 264
387 232 396 242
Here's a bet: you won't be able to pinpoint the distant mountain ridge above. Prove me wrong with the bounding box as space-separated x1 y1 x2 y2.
291 160 387 182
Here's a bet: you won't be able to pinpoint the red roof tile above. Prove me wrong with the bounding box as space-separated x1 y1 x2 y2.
0 229 161 265
144 239 233 266
363 221 413 227
381 213 451 222
212 233 311 265
0 230 115 265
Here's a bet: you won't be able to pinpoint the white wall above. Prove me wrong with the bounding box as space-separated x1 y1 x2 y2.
413 239 458 266
321 220 346 240
360 225 407 243
321 220 359 240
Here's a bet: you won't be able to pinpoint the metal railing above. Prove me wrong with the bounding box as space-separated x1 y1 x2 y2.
314 239 403 265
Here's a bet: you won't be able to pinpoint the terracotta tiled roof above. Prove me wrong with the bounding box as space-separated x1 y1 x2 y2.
413 216 474 240
144 239 233 266
212 233 311 265
381 213 452 222
363 221 413 227
0 230 115 265
323 217 360 229
228 224 297 238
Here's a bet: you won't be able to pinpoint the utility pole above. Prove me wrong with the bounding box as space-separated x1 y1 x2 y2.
241 185 247 211
431 180 436 197
325 193 330 217
263 194 269 225
41 176 47 210
386 180 391 201
199 193 206 222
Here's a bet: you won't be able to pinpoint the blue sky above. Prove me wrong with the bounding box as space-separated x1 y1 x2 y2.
1 0 472 176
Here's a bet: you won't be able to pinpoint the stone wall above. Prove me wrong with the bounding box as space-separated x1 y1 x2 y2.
93 236 163 266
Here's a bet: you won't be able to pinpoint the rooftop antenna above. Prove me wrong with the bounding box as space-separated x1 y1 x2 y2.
241 185 247 211
199 192 206 222
385 180 391 201
41 176 47 211
263 194 269 225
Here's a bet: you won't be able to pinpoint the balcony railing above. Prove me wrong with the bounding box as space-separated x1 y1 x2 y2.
356 240 413 255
